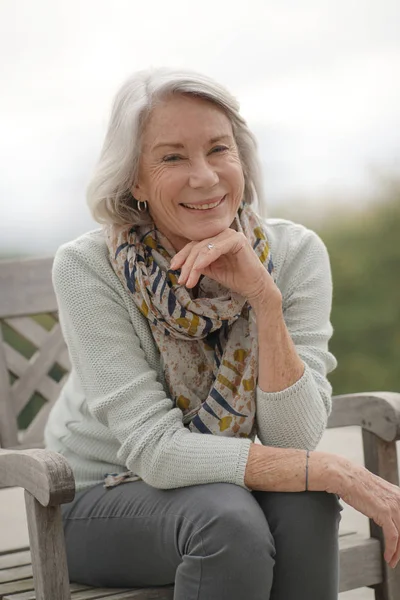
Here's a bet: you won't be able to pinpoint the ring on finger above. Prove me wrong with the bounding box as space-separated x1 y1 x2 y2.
207 243 215 250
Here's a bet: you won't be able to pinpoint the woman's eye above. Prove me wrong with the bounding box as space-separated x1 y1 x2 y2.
163 154 184 163
210 145 229 154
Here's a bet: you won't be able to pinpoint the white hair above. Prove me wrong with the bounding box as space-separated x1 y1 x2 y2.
86 67 266 226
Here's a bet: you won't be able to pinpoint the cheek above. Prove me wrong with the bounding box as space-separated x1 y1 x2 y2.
148 166 184 202
224 157 245 193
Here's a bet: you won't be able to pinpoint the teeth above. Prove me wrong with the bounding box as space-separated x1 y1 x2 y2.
183 198 222 210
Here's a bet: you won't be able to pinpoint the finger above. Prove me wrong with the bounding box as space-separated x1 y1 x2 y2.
390 518 400 568
185 242 226 288
187 233 250 287
382 519 399 565
178 246 206 287
170 242 196 270
180 238 225 287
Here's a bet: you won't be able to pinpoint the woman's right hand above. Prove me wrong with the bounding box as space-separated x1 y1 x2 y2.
335 459 400 569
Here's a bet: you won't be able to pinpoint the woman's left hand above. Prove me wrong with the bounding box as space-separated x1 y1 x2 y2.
169 229 281 307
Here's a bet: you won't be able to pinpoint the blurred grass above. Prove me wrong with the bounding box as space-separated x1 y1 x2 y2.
315 183 400 394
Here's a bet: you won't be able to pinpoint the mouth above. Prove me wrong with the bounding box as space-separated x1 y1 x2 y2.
181 195 226 211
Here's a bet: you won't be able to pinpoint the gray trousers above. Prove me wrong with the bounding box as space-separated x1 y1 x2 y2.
61 481 343 599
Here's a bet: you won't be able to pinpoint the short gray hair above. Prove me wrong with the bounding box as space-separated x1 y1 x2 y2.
87 67 266 226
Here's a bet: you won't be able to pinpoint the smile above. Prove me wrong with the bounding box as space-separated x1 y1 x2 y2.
181 196 226 211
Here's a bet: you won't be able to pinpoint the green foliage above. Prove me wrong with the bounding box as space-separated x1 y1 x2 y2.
316 189 400 394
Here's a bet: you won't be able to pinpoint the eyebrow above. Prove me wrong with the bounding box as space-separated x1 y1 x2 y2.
152 134 233 151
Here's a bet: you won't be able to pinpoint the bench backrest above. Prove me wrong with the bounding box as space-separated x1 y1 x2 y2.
0 256 352 451
0 257 70 449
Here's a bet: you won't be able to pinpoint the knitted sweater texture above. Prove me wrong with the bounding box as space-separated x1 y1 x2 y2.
44 218 337 492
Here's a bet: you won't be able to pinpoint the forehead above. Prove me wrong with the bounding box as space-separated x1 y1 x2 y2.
142 94 233 149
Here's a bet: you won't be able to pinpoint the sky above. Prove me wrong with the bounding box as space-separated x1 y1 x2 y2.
1 0 400 254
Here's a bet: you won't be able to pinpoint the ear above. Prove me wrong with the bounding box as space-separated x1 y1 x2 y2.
131 183 143 202
131 181 146 202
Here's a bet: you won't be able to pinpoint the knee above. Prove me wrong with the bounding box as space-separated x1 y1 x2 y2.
257 490 343 536
190 483 276 561
300 491 343 526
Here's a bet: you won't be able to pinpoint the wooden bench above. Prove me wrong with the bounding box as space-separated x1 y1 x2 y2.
0 256 400 600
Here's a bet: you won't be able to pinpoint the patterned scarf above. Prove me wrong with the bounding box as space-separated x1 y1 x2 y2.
104 203 274 445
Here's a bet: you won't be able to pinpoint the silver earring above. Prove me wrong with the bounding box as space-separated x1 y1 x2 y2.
137 200 148 212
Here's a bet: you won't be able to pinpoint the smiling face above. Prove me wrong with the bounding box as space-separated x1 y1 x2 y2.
132 93 245 251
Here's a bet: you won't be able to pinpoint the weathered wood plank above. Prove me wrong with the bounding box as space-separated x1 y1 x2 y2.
327 392 400 441
0 549 30 558
11 323 66 414
24 491 71 600
81 591 174 600
20 403 54 448
362 431 400 600
5 344 61 403
69 589 134 600
0 448 75 507
0 565 32 583
0 577 34 597
0 258 57 318
339 534 382 592
0 551 31 570
0 327 19 448
3 318 49 351
2 583 89 600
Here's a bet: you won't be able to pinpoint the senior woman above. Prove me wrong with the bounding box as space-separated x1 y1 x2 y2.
45 67 400 600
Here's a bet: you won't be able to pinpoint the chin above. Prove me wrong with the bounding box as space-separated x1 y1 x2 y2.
190 214 236 241
187 224 226 242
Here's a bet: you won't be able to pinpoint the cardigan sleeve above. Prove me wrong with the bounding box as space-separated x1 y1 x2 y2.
255 226 337 449
52 241 251 490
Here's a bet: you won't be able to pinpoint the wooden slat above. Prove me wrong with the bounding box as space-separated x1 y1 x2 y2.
0 565 32 583
3 319 48 351
0 327 19 447
68 589 133 600
0 552 31 570
2 583 88 600
94 592 174 600
339 534 382 592
20 399 57 447
3 317 70 374
328 392 400 442
11 324 65 414
0 257 57 318
5 344 61 402
0 577 35 597
3 585 88 600
3 586 127 600
0 549 29 558
21 373 68 446
73 591 174 600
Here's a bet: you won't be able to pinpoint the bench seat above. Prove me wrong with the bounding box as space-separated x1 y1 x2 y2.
0 532 382 599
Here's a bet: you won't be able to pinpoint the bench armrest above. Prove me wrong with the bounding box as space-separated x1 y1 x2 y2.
328 392 400 442
0 448 75 507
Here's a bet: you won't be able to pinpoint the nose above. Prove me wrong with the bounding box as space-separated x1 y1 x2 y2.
188 156 219 189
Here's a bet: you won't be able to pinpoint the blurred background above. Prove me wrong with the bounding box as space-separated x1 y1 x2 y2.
0 3 400 596
1 0 399 396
